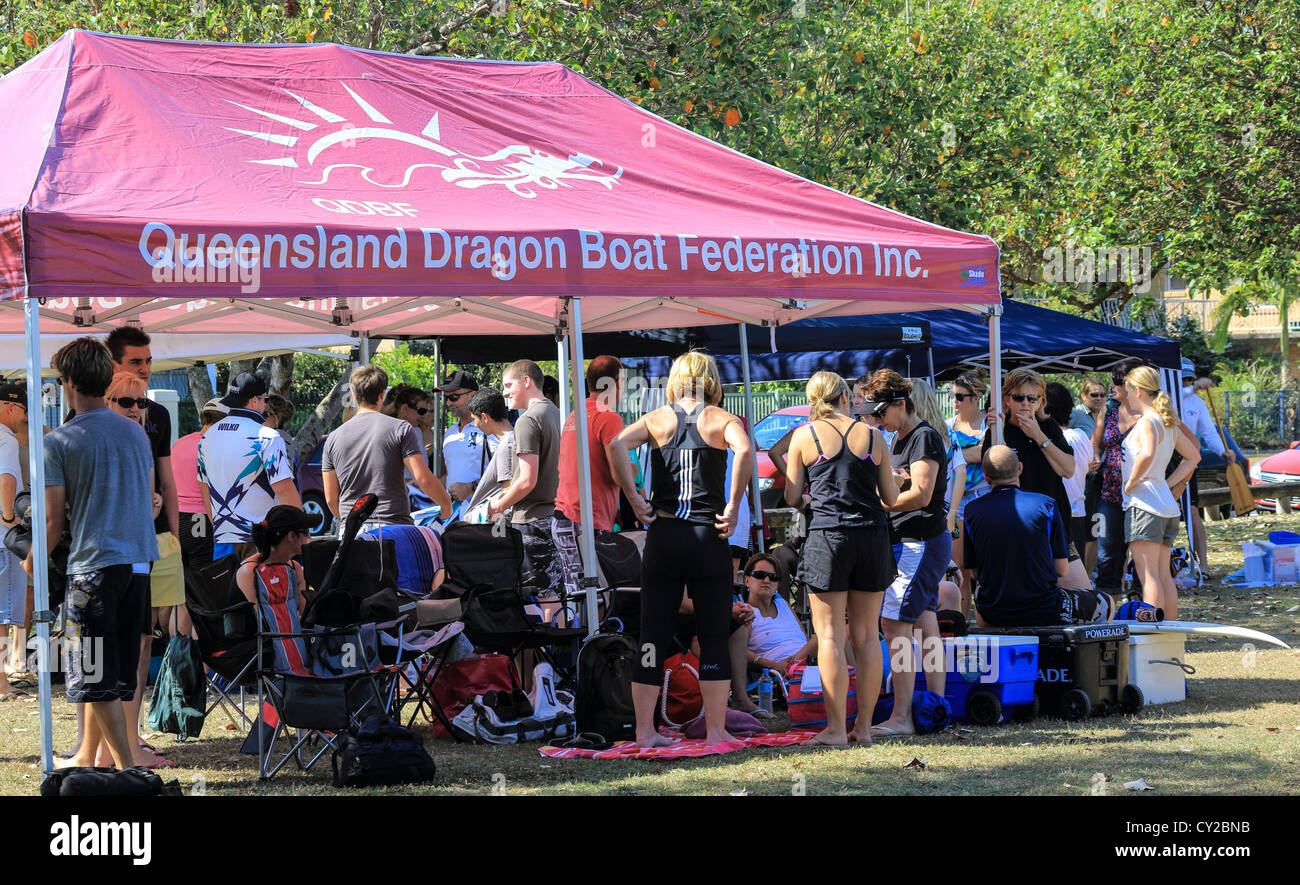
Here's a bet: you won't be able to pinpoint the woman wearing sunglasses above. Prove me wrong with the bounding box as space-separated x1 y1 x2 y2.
983 368 1075 538
862 370 947 738
741 553 816 680
784 371 898 745
104 371 174 769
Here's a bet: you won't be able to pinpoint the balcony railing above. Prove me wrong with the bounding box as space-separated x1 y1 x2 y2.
1162 299 1300 337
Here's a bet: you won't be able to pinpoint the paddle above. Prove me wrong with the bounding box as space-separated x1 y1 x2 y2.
318 492 378 597
1201 392 1257 516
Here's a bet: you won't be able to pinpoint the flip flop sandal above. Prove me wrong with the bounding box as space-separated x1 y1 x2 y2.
558 732 611 751
0 689 32 702
140 755 177 770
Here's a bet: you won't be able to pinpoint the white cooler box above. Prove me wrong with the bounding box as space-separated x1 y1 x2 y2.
1127 633 1189 705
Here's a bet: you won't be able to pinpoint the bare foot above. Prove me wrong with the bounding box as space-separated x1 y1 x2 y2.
635 732 677 749
870 717 915 737
53 753 100 770
809 729 849 747
705 731 740 746
847 728 873 746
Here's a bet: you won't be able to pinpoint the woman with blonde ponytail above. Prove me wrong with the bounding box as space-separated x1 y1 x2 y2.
1122 366 1200 618
784 371 898 745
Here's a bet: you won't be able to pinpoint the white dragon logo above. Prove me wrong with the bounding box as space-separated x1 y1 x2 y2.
228 83 623 199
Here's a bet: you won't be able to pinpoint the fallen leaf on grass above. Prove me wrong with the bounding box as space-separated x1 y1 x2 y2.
1287 605 1300 614
730 788 749 796
904 757 927 770
1267 727 1280 732
1179 747 1193 753
1124 778 1155 791
949 731 966 741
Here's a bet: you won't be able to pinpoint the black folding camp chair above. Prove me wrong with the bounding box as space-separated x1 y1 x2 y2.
250 562 399 781
441 522 585 689
184 555 258 729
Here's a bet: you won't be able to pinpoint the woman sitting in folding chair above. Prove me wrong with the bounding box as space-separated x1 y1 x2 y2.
235 506 318 639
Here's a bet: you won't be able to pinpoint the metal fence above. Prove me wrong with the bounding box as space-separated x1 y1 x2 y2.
1220 390 1300 451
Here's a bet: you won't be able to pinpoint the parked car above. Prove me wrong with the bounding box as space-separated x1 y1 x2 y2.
298 436 335 536
754 405 811 509
1250 443 1298 512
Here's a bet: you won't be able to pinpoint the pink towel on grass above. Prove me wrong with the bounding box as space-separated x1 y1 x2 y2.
539 729 821 760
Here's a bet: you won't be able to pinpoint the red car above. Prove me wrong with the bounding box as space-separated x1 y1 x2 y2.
753 405 811 509
1251 444 1297 512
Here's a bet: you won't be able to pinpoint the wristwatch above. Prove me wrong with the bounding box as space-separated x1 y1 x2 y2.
1040 438 1051 448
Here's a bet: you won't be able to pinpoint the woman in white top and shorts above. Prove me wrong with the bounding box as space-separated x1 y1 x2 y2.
1122 366 1200 619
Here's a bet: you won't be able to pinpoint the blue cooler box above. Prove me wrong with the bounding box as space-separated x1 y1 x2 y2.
881 635 1040 725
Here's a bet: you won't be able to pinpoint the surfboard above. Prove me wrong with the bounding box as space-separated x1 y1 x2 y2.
1115 620 1291 649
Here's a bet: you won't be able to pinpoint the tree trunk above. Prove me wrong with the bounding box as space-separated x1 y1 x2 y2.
186 365 215 420
255 353 295 398
228 358 259 391
291 374 350 461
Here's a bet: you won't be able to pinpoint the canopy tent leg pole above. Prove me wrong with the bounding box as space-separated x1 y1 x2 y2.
359 334 372 365
432 337 443 477
567 298 601 635
25 297 53 774
738 324 765 554
1163 367 1199 581
557 335 570 422
989 304 1004 445
927 348 936 388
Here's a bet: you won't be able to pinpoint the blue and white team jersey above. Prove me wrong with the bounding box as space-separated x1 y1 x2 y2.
197 409 291 544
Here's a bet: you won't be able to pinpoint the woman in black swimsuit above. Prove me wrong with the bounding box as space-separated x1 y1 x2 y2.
784 372 899 746
610 352 754 748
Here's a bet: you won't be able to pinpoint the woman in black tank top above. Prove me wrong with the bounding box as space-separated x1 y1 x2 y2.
784 372 898 746
609 352 754 748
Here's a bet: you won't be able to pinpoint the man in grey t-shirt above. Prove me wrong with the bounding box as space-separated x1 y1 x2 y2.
26 338 158 772
489 360 562 597
464 388 516 515
323 365 451 527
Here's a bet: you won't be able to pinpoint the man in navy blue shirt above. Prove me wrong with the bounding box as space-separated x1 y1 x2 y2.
962 446 1112 627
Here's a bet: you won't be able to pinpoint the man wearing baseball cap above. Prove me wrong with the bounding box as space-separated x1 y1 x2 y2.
438 370 495 514
198 372 300 562
1179 358 1230 579
0 382 30 701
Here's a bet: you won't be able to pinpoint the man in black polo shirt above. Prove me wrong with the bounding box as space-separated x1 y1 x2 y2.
962 446 1112 627
105 327 186 634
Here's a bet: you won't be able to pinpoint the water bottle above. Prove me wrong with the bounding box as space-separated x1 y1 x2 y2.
757 672 773 714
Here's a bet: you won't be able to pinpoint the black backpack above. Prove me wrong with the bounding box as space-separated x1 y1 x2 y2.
41 766 180 797
575 621 638 742
332 716 437 788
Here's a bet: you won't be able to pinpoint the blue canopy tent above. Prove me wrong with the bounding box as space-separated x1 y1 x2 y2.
634 299 1181 383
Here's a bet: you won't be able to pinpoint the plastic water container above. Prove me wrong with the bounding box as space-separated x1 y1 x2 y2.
1243 541 1272 584
757 673 773 714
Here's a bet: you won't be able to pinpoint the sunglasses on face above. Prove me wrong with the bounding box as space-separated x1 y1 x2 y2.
747 570 779 582
1086 392 1105 398
953 392 975 402
444 393 465 403
869 399 895 417
412 406 430 416
1010 393 1040 404
112 396 149 409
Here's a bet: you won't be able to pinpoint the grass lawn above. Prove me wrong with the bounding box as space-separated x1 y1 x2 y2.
2 512 1298 797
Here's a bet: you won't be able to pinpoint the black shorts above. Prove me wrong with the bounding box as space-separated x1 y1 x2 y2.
62 565 149 703
798 525 895 594
1188 473 1199 507
1070 516 1093 556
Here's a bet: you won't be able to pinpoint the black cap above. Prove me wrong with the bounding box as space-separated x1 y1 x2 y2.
257 505 322 535
437 370 479 393
221 372 269 407
0 382 27 408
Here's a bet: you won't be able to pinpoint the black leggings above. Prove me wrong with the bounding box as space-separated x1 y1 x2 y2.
633 519 734 686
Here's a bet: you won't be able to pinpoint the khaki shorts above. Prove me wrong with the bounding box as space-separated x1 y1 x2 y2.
1125 508 1180 547
150 532 185 607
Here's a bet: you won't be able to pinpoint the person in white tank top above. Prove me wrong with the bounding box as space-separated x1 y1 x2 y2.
1121 366 1200 619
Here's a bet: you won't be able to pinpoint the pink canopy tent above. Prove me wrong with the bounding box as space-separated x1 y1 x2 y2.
1 31 1001 771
